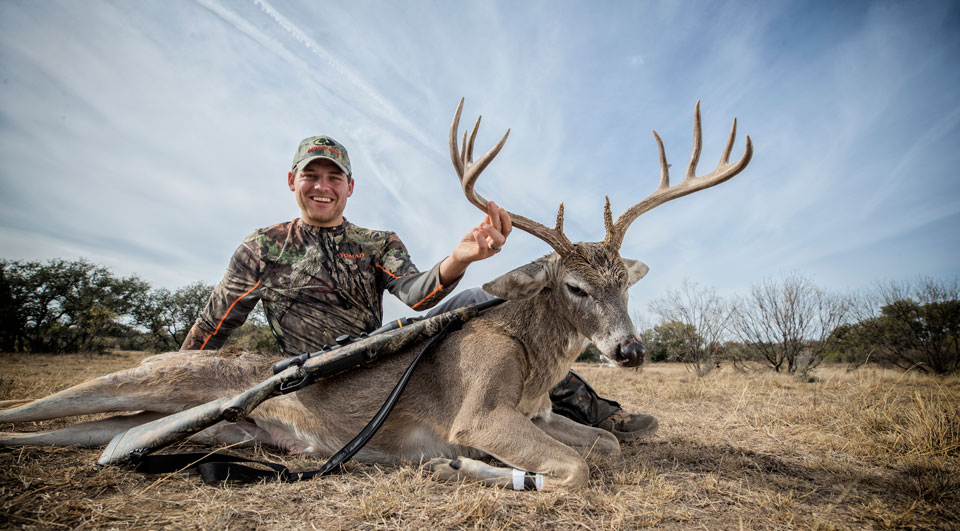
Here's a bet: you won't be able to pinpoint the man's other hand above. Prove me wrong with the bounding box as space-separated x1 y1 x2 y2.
439 201 512 285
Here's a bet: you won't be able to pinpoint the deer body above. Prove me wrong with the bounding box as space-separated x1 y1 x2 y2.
1 100 751 489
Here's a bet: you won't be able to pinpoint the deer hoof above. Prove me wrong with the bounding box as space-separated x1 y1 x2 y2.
423 457 463 482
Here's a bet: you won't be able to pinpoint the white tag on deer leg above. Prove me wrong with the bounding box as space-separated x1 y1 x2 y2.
512 468 525 490
512 468 543 490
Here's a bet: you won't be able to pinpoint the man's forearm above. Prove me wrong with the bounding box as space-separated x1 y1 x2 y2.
438 255 469 287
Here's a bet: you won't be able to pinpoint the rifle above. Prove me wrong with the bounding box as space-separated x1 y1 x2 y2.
269 315 423 376
98 298 503 467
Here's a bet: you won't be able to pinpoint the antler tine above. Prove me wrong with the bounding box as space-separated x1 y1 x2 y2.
606 102 754 250
685 100 703 180
449 98 573 255
602 196 615 246
653 130 670 191
467 115 481 164
603 197 613 235
719 117 736 166
449 98 466 177
459 129 509 210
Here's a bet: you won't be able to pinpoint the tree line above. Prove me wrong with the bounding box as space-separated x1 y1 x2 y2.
0 258 276 354
640 273 959 376
2 259 957 375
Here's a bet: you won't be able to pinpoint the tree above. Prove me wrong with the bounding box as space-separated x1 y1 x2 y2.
649 280 730 375
730 273 849 374
168 281 215 347
645 320 702 363
131 282 215 352
0 258 149 353
825 322 877 367
1 260 60 352
0 257 280 354
0 263 20 351
846 278 959 374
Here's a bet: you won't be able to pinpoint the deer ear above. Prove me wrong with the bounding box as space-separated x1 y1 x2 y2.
482 254 560 300
623 259 649 286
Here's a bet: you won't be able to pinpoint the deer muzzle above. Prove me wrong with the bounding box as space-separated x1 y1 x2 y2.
615 339 645 367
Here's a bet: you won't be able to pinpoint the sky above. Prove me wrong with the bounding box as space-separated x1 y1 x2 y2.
1 0 958 324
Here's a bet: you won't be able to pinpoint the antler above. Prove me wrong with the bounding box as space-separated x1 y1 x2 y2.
604 101 753 250
450 98 574 255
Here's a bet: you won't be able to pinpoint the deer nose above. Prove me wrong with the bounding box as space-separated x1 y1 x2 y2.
616 339 645 367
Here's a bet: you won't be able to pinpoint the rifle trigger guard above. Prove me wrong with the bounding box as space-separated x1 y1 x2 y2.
279 374 313 394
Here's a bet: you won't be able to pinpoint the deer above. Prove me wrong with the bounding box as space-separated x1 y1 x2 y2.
0 100 751 489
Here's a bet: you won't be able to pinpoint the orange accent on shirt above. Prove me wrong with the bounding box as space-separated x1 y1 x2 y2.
411 284 444 310
376 264 400 279
200 279 262 350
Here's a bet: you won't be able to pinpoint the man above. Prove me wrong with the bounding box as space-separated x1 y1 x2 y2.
182 135 657 441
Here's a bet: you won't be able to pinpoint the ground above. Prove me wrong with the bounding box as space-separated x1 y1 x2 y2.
1 352 958 530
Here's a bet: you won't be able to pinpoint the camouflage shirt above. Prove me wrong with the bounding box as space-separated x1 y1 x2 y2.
181 218 460 354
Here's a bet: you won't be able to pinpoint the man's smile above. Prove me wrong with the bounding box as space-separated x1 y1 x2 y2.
310 196 334 203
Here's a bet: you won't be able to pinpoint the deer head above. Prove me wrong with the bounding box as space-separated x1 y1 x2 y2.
449 99 753 368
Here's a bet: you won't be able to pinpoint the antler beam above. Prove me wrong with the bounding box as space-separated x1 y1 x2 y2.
604 101 753 250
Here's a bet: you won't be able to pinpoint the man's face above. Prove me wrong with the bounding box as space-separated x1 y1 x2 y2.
288 158 354 227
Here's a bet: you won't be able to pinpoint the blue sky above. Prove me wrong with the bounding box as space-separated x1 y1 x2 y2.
1 0 957 323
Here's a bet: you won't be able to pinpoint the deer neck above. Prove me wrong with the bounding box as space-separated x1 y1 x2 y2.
495 290 590 399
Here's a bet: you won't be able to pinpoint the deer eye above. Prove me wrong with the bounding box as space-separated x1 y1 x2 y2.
566 284 587 297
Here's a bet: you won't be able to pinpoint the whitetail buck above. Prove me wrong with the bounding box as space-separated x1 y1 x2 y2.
0 100 751 489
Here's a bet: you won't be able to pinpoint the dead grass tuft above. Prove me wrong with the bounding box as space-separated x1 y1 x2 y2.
2 353 959 529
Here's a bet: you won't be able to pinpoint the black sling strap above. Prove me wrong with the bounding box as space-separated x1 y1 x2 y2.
135 315 464 485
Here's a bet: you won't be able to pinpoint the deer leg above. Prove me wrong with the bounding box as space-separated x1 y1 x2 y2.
0 411 167 447
0 399 33 409
1 414 272 449
0 365 227 423
434 409 592 489
531 410 620 457
423 456 523 489
183 419 271 448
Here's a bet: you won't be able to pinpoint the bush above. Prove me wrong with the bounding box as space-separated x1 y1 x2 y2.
576 343 603 363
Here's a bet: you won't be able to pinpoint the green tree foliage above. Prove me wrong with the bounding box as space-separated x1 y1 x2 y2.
0 258 282 355
575 342 603 363
0 259 149 353
825 322 875 366
644 321 703 363
222 303 280 354
841 278 959 374
130 281 214 351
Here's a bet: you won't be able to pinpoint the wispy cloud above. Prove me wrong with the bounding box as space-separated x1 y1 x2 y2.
0 0 956 324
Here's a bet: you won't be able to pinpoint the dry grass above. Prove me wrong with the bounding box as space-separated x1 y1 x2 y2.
1 352 958 530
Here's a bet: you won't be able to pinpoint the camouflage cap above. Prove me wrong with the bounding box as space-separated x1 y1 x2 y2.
292 136 352 176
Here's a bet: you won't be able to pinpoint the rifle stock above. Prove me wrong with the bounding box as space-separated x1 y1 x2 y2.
97 298 503 467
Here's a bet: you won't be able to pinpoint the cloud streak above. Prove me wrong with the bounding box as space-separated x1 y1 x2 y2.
0 0 956 325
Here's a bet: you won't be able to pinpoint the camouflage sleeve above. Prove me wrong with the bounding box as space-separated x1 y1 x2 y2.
378 232 462 311
180 236 263 350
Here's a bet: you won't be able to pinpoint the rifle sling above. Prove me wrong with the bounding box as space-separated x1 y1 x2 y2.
134 314 464 485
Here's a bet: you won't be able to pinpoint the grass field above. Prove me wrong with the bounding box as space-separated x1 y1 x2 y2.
1 352 958 530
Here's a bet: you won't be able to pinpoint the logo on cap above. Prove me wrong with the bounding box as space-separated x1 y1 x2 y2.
293 136 351 175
